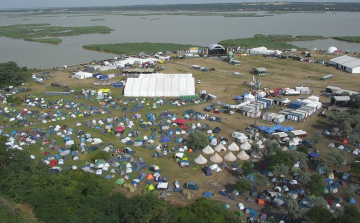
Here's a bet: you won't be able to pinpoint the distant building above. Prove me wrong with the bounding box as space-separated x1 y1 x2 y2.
208 44 225 55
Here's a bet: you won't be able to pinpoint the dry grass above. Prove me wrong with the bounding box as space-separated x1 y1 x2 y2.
5 51 360 217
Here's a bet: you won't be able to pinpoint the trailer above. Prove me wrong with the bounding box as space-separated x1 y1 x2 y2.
273 114 285 123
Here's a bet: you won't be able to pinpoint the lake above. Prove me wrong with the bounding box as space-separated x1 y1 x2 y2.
1 11 360 68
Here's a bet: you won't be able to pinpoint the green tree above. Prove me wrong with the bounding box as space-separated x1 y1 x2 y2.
307 196 328 209
273 163 289 177
269 150 292 166
351 162 360 176
0 61 29 87
342 185 356 202
253 172 269 190
235 178 253 193
333 205 360 223
297 145 309 154
90 150 110 162
327 149 348 171
178 198 238 223
308 174 326 196
348 134 359 149
281 196 307 220
264 139 279 157
186 130 209 150
312 131 323 150
250 143 260 153
293 169 312 185
287 131 295 143
306 206 333 223
241 161 254 176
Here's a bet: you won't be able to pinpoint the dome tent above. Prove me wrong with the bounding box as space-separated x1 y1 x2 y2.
228 142 240 151
194 154 208 164
224 151 237 162
327 46 338 54
210 153 223 163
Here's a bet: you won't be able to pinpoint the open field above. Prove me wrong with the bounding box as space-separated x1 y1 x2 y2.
3 52 360 219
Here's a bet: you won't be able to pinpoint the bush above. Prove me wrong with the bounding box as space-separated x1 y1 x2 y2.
297 145 309 154
90 150 110 162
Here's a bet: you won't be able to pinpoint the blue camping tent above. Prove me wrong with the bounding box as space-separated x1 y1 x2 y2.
246 207 259 218
218 190 229 197
349 197 356 204
308 153 320 158
202 167 212 176
203 191 212 198
160 136 172 143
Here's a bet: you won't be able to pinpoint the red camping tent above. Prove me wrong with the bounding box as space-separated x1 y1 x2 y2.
50 160 57 166
115 126 125 133
173 118 187 125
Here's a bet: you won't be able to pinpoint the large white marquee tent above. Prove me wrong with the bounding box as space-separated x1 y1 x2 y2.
329 55 360 74
124 74 195 97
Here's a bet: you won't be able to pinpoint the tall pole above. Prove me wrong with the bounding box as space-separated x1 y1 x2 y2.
253 77 261 127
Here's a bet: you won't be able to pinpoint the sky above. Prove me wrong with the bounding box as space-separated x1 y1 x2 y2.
1 0 358 10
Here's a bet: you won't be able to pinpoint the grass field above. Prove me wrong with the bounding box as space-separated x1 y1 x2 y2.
23 38 62 45
3 51 360 218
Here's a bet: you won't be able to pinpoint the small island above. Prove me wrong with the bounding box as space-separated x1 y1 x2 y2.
90 19 105 21
333 36 360 43
0 23 114 45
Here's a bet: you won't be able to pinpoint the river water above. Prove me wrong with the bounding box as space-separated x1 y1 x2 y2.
0 11 360 68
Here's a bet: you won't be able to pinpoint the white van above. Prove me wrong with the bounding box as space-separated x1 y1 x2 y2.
231 132 248 143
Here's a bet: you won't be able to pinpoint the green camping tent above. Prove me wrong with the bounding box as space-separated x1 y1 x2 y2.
115 178 125 185
146 184 155 191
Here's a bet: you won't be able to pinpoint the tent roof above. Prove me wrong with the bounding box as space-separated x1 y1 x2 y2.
224 151 237 162
210 153 223 163
214 143 227 152
329 55 360 69
240 141 251 150
236 150 250 160
194 154 208 164
202 145 214 154
228 142 240 151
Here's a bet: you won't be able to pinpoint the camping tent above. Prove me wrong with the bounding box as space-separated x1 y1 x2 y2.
202 167 212 176
240 141 251 151
202 145 214 154
236 150 250 160
228 142 240 151
224 151 237 162
214 143 227 152
210 153 223 163
194 154 208 164
183 182 199 190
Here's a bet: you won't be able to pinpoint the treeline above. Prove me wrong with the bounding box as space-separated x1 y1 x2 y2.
2 3 360 13
0 61 30 88
0 139 238 223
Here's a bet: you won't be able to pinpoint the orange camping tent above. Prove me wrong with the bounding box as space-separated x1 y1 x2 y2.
146 174 154 180
258 199 265 205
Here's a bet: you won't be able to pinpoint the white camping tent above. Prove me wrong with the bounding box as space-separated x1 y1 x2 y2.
202 145 215 154
224 152 237 162
210 153 223 163
194 154 208 164
228 142 240 151
214 143 227 152
251 151 264 159
240 141 251 151
236 150 250 160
